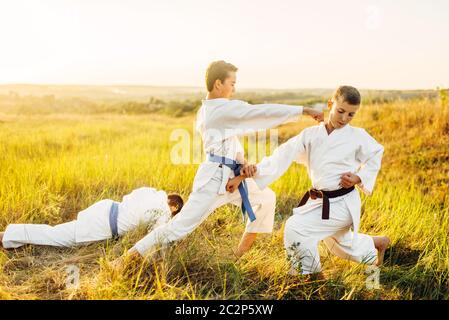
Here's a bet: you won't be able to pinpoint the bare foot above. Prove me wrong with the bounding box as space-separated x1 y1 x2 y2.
373 236 390 266
287 266 326 283
303 272 326 283
235 232 257 258
288 266 299 276
3 256 34 270
231 248 242 261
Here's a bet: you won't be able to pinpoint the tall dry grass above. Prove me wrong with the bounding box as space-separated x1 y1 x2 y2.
0 97 447 299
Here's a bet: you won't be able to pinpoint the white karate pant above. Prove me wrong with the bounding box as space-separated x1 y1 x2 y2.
284 200 377 275
2 221 77 249
132 169 276 256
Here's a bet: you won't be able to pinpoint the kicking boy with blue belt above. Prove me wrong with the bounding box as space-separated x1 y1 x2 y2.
125 60 323 259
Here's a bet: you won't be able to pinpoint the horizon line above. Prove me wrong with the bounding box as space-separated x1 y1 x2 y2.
0 83 443 92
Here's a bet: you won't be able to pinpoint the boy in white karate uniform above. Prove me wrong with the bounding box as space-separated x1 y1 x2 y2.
0 187 184 249
229 86 390 277
125 60 323 260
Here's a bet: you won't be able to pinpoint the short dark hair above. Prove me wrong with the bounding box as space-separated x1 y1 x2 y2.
167 193 184 216
332 86 361 106
205 60 238 92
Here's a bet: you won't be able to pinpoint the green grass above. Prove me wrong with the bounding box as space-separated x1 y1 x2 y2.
0 97 448 300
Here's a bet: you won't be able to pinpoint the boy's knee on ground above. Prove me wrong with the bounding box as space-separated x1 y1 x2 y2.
284 218 306 248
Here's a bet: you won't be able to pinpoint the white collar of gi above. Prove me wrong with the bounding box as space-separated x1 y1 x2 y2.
320 121 351 136
201 98 230 106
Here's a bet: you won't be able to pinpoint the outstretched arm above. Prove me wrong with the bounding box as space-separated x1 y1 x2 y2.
253 131 308 190
208 101 323 133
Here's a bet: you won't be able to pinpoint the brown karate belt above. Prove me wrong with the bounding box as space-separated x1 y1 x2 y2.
297 186 355 220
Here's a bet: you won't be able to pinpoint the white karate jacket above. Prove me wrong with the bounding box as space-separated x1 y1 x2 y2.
254 123 384 236
193 98 303 194
75 187 171 243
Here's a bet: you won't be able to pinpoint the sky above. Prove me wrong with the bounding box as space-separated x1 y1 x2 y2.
0 0 448 90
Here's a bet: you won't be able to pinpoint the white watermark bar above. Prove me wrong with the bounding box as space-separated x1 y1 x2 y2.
169 122 281 165
365 265 381 290
65 264 80 289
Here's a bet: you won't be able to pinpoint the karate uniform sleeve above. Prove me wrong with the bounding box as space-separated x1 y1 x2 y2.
209 100 303 132
131 211 171 256
355 129 384 195
253 131 307 190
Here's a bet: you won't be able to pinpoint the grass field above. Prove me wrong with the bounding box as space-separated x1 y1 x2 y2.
0 93 448 300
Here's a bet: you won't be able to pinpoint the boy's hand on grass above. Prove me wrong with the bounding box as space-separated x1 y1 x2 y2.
339 172 362 188
111 250 143 273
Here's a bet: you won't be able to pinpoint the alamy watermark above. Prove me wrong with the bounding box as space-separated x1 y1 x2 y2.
169 122 281 165
65 264 80 289
364 5 382 30
365 265 381 290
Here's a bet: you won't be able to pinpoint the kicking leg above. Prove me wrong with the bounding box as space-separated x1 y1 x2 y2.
129 173 224 257
235 232 257 258
229 180 277 257
372 235 390 266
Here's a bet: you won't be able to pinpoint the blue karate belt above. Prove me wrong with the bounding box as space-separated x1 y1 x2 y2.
109 201 120 238
207 153 256 222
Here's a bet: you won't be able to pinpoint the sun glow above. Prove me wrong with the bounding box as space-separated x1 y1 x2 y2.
1 0 448 89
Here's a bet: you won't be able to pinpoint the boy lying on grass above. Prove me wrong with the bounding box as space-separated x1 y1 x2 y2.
0 187 183 249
